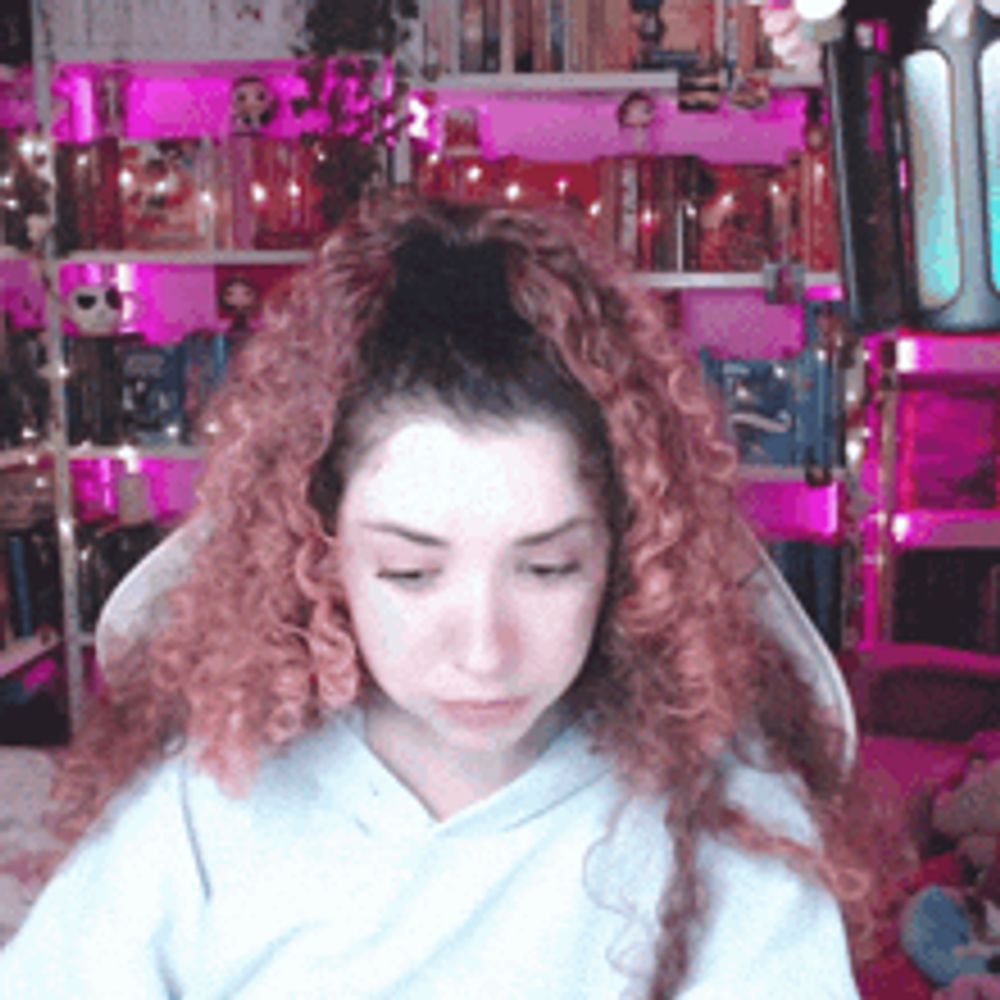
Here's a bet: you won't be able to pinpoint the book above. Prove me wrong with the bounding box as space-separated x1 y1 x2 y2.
483 0 502 71
531 0 549 72
0 323 48 448
5 529 32 638
22 519 60 636
460 0 486 72
181 328 232 442
64 334 124 445
118 339 186 445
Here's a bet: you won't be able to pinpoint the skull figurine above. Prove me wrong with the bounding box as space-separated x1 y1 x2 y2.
66 284 126 335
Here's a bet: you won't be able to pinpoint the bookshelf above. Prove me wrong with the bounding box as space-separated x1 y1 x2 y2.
863 331 1000 651
0 0 857 737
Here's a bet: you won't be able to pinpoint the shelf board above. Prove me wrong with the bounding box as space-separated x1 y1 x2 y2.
424 68 822 95
69 444 205 463
894 333 1000 384
426 70 680 93
636 271 841 291
0 635 62 681
890 509 1000 550
60 249 314 267
53 50 304 71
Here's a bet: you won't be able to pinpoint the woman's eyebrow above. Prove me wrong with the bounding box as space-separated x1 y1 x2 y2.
359 516 594 548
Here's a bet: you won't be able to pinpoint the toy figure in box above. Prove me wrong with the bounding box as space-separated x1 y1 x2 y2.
181 328 231 443
119 140 207 251
700 298 842 472
231 75 278 134
118 340 185 445
218 274 259 336
701 353 796 465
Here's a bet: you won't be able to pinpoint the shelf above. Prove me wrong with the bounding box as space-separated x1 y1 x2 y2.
69 444 205 463
739 468 845 543
636 271 841 292
60 249 314 268
0 445 52 471
427 71 679 93
424 68 822 95
893 333 1000 385
889 509 1000 550
0 634 62 682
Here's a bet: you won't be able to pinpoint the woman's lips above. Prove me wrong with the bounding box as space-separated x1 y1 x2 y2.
438 697 529 728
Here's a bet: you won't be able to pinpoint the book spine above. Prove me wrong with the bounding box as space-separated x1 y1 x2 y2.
483 0 502 71
531 0 549 72
513 0 534 71
500 0 515 73
460 0 485 73
548 0 566 72
566 0 586 72
6 532 33 639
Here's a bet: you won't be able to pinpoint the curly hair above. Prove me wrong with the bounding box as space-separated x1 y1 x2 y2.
55 192 903 997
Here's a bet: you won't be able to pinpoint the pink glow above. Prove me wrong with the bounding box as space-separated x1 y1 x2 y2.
894 331 1000 381
421 88 809 165
53 60 396 142
684 291 804 354
888 510 1000 549
73 457 203 524
0 68 36 130
739 477 844 543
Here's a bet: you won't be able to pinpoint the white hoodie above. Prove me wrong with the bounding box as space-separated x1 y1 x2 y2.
0 714 858 999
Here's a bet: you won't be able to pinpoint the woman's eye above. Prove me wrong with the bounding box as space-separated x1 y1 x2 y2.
376 569 438 588
525 561 581 579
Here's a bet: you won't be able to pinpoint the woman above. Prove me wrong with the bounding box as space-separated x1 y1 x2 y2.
0 194 892 997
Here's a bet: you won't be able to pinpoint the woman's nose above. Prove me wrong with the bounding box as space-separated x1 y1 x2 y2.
450 581 516 678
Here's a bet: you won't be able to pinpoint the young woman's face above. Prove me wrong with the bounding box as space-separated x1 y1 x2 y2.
336 410 611 799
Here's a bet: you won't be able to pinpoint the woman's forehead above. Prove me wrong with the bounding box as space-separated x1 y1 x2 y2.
338 412 600 533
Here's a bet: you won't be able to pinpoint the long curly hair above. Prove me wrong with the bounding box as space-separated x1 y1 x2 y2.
55 192 903 997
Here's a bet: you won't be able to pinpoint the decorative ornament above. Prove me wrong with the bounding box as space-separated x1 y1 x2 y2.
218 274 260 334
231 75 279 133
65 283 128 335
616 90 656 154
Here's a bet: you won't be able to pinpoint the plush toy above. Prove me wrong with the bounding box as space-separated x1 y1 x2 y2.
933 733 1000 875
902 862 1000 990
